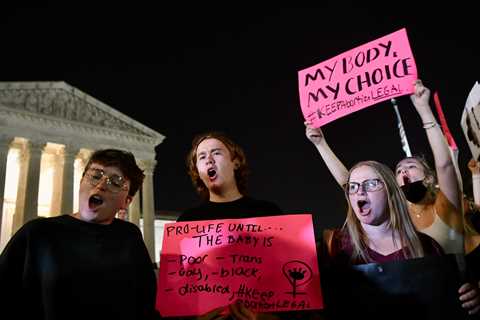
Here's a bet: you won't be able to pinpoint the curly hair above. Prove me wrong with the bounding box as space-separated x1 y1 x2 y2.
186 132 249 199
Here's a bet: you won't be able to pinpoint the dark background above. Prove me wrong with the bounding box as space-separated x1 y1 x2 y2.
1 4 479 234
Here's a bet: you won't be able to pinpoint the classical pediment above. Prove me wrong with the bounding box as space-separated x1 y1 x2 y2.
0 81 164 145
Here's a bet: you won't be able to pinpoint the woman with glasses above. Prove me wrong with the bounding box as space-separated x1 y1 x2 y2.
327 160 442 264
305 80 464 255
322 160 480 315
0 149 159 320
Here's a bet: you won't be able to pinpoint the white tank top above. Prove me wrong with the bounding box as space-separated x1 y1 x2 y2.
420 210 464 254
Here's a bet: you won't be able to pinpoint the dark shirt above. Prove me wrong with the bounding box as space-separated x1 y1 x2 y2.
320 229 467 320
0 215 158 320
177 196 282 221
466 243 480 282
328 228 444 265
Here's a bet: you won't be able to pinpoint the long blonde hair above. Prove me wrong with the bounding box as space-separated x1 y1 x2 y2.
345 161 425 262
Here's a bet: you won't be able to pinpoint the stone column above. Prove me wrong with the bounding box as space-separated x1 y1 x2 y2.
12 143 29 233
23 140 46 223
60 145 78 215
0 135 13 234
140 159 157 263
50 149 64 215
129 193 141 227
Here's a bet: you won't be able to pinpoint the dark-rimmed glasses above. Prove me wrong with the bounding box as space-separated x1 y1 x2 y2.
84 168 128 193
345 178 384 195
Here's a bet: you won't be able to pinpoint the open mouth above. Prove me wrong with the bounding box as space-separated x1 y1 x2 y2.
357 199 370 214
403 175 410 185
207 168 217 178
89 195 104 209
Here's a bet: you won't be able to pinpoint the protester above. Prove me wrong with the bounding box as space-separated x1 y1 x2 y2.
0 149 159 320
323 160 480 315
177 131 284 320
305 80 464 254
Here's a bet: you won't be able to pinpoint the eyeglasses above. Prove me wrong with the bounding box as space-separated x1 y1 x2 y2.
345 178 384 195
84 168 128 193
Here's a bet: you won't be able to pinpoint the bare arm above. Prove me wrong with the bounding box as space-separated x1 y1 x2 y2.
468 159 480 205
305 121 349 187
410 80 461 210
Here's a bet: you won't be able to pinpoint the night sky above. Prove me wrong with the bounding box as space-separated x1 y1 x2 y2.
1 4 479 236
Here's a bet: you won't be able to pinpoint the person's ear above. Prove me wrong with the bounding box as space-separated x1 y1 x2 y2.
424 174 435 186
123 195 133 208
233 159 240 170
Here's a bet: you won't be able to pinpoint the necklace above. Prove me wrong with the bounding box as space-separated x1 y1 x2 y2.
409 206 425 219
410 205 434 219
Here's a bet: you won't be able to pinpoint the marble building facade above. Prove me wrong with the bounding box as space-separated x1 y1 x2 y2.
0 81 165 262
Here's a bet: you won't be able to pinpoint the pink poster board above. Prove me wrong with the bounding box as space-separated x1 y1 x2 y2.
156 214 323 317
298 28 417 127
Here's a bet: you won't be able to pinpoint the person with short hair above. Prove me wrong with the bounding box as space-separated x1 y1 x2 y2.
0 149 159 320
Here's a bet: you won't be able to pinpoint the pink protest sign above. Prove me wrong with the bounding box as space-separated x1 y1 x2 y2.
298 28 418 127
156 214 323 317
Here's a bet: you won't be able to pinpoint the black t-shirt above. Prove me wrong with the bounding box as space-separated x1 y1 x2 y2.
177 196 283 222
0 215 159 320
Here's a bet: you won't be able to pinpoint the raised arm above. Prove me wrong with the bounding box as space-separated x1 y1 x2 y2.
468 159 480 206
305 121 349 187
410 80 461 209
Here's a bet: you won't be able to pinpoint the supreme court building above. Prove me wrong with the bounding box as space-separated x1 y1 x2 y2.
0 81 165 262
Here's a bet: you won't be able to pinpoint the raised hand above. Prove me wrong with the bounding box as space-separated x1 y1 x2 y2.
305 121 325 146
468 159 480 175
410 79 432 116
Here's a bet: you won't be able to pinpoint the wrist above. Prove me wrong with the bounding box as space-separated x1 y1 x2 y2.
422 121 437 129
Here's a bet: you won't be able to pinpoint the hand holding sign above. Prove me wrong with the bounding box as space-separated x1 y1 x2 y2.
304 121 325 146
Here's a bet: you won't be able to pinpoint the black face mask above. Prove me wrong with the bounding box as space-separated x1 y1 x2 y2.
400 180 428 203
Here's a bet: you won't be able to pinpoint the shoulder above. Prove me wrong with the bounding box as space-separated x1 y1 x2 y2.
111 219 144 237
322 228 353 265
241 196 282 214
434 189 457 211
178 204 206 222
0 216 53 255
13 216 55 235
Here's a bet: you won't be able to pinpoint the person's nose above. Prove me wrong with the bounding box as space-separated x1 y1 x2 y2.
95 176 109 190
357 184 367 195
206 154 215 164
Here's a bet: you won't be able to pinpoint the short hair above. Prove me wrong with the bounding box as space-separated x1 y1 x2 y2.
344 160 424 262
83 149 145 197
186 132 249 199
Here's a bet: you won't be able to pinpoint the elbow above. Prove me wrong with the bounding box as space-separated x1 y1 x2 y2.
436 159 454 173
